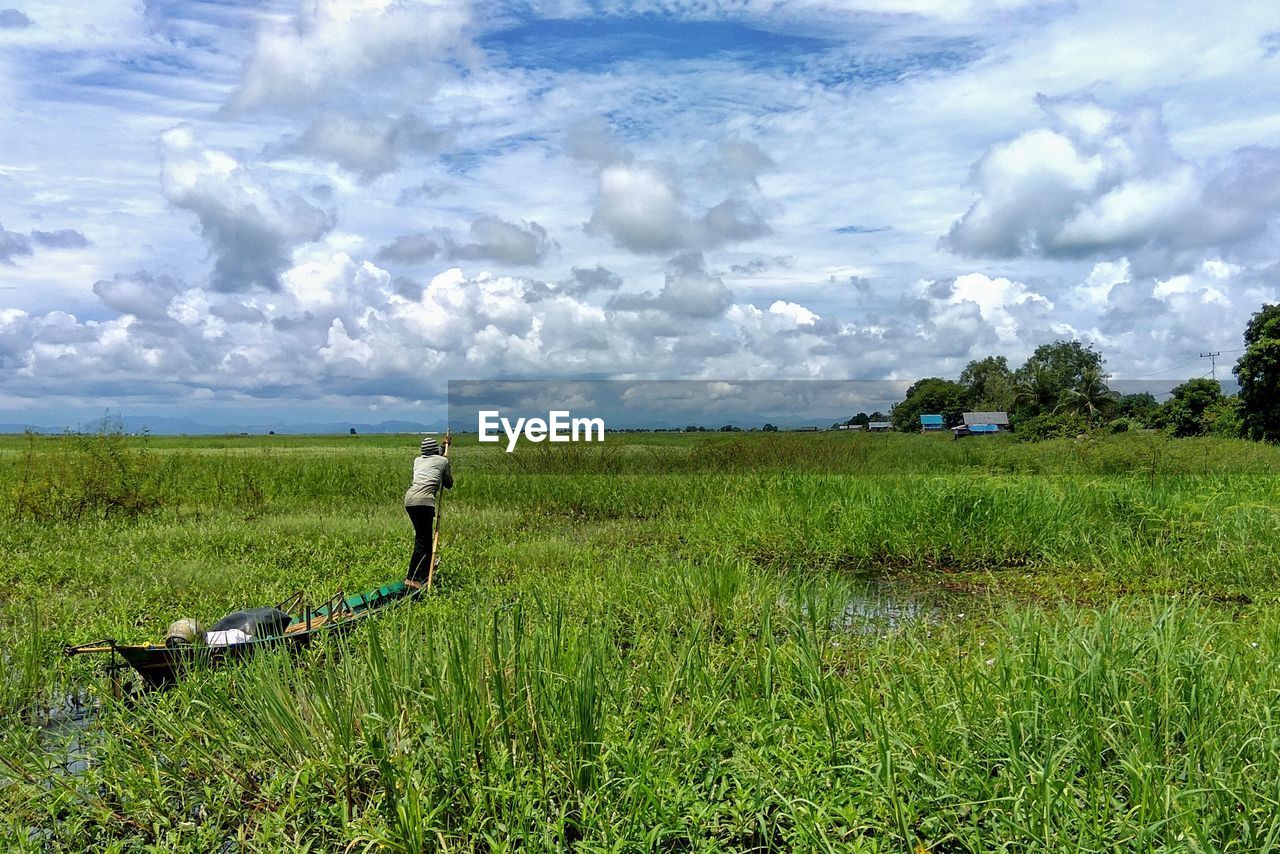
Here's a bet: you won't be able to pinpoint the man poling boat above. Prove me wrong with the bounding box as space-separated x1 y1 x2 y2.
404 432 452 590
64 433 453 690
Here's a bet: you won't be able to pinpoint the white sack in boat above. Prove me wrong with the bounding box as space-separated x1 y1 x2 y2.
205 629 251 647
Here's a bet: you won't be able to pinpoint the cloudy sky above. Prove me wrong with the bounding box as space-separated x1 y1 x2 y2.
1 0 1278 426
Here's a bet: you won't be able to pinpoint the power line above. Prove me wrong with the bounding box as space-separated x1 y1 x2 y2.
1127 354 1205 379
1125 348 1243 381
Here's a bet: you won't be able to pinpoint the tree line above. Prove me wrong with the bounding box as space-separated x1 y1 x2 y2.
856 303 1280 442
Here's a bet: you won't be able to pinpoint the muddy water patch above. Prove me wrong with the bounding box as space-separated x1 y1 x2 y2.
2 693 103 848
838 582 936 633
787 575 991 637
37 692 99 777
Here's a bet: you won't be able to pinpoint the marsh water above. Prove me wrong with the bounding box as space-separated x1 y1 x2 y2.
35 692 97 777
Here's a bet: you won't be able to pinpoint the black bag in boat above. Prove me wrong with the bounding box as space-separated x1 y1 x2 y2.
210 607 293 639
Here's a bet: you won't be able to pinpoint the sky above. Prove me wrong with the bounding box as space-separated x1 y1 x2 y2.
1 0 1278 426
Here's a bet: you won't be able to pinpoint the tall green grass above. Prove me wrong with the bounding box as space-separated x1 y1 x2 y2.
8 581 1280 849
3 431 1280 849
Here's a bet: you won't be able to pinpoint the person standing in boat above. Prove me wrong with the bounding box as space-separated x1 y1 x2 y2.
404 435 452 589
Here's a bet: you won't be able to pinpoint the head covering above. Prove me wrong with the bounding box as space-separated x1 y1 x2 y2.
165 618 204 648
420 437 440 456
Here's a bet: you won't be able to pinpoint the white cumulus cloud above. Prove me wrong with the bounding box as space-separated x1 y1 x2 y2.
161 126 332 292
945 96 1280 268
229 0 475 111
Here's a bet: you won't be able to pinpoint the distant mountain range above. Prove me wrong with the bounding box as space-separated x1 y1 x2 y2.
0 415 449 436
0 413 848 435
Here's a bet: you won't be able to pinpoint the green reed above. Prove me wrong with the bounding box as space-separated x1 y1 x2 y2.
3 432 1280 849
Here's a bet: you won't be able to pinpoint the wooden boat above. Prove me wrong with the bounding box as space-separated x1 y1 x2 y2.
66 435 451 692
65 581 420 690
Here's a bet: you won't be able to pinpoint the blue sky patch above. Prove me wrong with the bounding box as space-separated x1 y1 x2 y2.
480 17 840 72
834 225 891 234
811 38 983 88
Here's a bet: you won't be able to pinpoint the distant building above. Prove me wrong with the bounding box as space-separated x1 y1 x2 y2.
920 414 944 432
867 421 892 432
962 412 1010 430
952 411 1008 439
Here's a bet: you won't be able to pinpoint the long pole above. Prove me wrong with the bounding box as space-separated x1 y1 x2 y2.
425 432 449 591
1200 351 1220 381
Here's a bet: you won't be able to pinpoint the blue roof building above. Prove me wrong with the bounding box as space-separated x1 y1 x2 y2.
963 411 1010 429
920 414 944 431
952 415 1007 438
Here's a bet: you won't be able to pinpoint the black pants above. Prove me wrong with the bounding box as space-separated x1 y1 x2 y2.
406 505 435 582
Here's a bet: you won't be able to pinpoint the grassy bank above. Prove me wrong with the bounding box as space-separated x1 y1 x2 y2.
3 431 1280 849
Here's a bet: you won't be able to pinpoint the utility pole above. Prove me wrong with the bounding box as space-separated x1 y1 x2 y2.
1200 351 1221 381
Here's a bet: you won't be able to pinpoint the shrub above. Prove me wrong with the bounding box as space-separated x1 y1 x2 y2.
1208 397 1244 438
1012 411 1087 442
9 424 160 523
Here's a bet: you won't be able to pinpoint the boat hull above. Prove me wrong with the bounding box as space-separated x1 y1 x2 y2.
69 580 417 689
113 621 352 689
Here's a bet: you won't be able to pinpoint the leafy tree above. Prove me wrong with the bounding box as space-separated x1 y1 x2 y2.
960 355 1014 411
1235 303 1280 442
761 423 778 432
960 355 1009 390
1013 340 1105 416
1054 366 1119 425
1208 397 1244 437
845 412 871 428
1158 378 1223 437
1022 339 1105 387
868 411 889 423
891 378 968 432
1117 392 1159 425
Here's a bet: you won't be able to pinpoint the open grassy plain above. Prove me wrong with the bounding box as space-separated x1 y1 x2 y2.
4 430 1280 850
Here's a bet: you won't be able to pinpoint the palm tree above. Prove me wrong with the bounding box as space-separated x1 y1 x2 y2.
1055 367 1119 425
1012 367 1056 414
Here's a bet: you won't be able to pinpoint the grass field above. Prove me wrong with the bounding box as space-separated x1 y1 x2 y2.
4 430 1280 850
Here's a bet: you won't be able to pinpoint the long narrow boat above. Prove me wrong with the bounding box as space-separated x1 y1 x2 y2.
67 435 450 692
65 581 419 690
